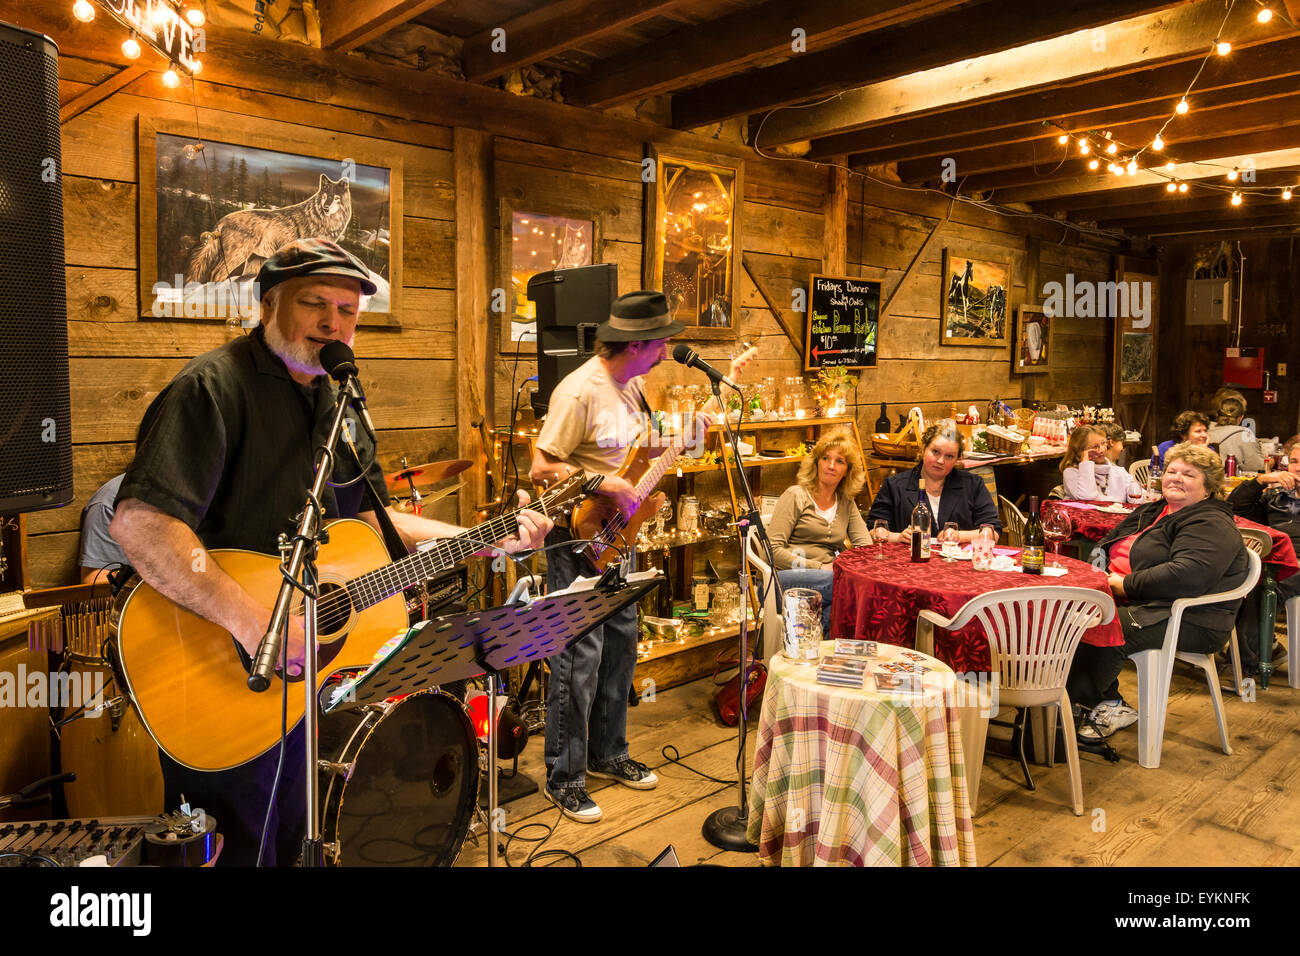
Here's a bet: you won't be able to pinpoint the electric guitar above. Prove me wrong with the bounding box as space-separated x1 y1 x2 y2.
111 474 585 772
570 346 759 572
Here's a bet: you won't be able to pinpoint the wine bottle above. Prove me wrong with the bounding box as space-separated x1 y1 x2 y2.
910 479 932 563
1022 496 1045 575
875 402 890 433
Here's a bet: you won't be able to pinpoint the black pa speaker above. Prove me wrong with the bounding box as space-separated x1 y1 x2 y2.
527 263 617 418
0 21 72 514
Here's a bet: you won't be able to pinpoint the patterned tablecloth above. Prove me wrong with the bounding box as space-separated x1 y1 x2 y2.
831 543 1124 672
746 641 976 867
1049 501 1299 581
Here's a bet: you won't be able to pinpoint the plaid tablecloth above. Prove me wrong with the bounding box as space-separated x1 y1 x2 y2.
746 642 976 867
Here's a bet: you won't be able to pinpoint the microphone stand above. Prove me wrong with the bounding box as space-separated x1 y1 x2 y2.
701 380 785 853
248 382 356 868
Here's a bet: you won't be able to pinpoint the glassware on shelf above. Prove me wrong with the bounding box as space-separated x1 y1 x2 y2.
712 581 741 625
677 495 699 534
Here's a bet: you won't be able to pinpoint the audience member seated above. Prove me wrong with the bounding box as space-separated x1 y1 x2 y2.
1207 388 1265 472
866 421 1001 543
766 428 871 635
1227 434 1300 674
1152 410 1210 469
1061 425 1145 504
1066 443 1250 743
79 474 128 584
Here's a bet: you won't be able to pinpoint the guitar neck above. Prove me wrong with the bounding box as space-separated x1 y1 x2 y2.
633 437 685 503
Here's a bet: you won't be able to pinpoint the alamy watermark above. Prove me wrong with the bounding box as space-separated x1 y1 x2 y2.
151 274 260 321
1041 274 1152 328
0 666 106 714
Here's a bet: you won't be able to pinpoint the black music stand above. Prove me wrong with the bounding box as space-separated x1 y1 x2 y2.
322 572 663 866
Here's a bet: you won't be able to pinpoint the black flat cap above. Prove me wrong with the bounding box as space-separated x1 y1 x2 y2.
255 238 377 298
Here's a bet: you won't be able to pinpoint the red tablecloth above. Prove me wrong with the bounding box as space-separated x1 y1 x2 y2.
831 544 1123 672
1049 501 1298 581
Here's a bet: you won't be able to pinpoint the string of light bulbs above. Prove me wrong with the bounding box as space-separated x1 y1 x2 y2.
1049 0 1297 209
71 1 206 89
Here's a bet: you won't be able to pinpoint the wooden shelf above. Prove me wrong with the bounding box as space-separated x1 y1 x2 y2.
636 620 747 664
633 529 734 554
708 415 853 433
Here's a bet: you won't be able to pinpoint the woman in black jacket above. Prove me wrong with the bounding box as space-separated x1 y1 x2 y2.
866 421 1002 541
1067 443 1250 740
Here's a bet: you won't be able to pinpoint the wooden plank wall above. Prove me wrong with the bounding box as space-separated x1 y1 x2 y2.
26 57 461 586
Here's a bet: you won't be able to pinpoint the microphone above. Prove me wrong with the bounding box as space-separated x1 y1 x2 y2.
672 344 739 391
319 341 377 439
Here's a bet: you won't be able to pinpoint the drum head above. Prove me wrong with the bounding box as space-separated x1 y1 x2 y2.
327 691 479 866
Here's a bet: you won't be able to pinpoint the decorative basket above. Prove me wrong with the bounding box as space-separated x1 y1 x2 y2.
984 426 1027 456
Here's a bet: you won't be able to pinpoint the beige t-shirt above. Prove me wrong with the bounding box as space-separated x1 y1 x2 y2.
535 356 648 476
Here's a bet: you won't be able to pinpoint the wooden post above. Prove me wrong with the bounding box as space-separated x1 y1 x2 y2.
823 157 848 276
454 128 492 528
1022 236 1041 407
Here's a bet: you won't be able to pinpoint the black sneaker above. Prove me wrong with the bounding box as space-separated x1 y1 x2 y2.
587 756 659 790
544 785 602 823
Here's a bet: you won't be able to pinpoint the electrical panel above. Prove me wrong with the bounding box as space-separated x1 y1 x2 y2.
1186 277 1231 325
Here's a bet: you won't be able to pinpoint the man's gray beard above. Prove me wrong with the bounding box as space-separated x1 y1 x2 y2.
263 319 325 376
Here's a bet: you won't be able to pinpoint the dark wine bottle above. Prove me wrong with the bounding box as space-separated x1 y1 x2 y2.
910 479 932 563
1022 496 1045 575
875 402 890 433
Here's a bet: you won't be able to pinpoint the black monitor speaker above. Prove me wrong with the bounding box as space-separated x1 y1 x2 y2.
527 264 617 418
0 21 72 514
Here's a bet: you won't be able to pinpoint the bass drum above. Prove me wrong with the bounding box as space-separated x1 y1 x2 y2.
319 689 479 866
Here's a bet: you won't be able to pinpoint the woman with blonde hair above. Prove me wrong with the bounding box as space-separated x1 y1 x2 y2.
766 428 871 634
1061 424 1144 503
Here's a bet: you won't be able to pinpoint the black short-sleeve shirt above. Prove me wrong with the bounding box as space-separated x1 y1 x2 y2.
116 327 389 555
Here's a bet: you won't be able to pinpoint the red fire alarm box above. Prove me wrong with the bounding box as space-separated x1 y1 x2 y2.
1224 347 1265 389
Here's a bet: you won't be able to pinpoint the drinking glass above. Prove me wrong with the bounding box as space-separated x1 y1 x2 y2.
655 499 673 543
872 520 891 560
971 527 996 571
1041 504 1073 567
939 522 961 562
782 588 823 662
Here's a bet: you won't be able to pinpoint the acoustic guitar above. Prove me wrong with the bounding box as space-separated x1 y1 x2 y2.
111 474 585 772
570 346 758 572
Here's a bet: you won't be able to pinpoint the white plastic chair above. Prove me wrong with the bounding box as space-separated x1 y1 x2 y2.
1128 460 1150 488
1130 549 1261 769
915 586 1116 816
999 495 1026 547
1223 528 1271 694
1283 595 1299 689
745 529 784 668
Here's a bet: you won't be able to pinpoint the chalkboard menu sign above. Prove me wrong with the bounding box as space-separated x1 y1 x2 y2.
804 274 880 370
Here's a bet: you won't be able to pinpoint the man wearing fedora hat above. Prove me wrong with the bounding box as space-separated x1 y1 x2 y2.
111 238 552 863
529 290 694 822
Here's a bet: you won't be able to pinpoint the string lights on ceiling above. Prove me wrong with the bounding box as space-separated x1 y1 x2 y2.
1048 0 1297 209
70 1 206 86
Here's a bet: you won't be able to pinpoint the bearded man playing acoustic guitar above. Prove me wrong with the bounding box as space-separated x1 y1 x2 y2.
529 291 750 823
110 239 551 865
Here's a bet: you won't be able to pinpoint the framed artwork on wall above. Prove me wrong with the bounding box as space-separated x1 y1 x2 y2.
1012 303 1052 374
644 144 743 339
138 117 402 326
941 250 1010 347
497 198 602 352
1113 263 1158 397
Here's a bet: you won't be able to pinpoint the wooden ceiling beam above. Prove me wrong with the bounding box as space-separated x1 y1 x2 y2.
755 0 1285 148
1084 192 1291 223
1037 168 1300 216
677 0 1191 131
572 0 962 110
1121 208 1300 236
461 0 695 83
318 0 450 52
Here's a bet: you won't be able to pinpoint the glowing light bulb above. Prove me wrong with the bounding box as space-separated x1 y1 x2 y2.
1088 158 1100 170
73 0 95 21
185 6 206 27
1178 182 1189 193
1165 161 1176 171
1166 180 1178 193
1127 159 1138 175
1152 135 1164 151
122 35 141 59
162 65 181 89
1176 99 1189 115
1111 164 1125 177
1216 40 1232 56
1258 7 1274 23
1079 142 1091 156
1227 168 1239 181
1284 187 1294 200
1106 142 1118 155
190 60 202 76
1231 191 1243 206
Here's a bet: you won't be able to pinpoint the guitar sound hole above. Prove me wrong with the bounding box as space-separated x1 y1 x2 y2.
317 583 353 638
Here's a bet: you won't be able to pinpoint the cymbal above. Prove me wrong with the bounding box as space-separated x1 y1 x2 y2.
386 459 472 495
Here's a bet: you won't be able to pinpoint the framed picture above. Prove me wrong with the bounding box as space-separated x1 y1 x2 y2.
1112 262 1158 396
941 250 1010 347
498 199 602 352
138 117 402 326
1012 304 1052 374
644 144 743 339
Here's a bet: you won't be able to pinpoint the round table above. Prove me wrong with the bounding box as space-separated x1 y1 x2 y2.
746 641 976 867
831 543 1123 672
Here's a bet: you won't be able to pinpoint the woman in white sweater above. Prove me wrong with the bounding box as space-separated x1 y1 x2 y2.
1061 425 1146 504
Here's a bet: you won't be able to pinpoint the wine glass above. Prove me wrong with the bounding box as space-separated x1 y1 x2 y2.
655 499 673 544
872 520 891 560
1041 504 1073 568
939 522 961 562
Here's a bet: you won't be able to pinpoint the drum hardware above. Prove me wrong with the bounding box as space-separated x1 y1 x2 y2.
386 457 472 517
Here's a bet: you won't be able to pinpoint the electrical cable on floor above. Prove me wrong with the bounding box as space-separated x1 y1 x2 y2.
501 806 582 867
660 744 739 785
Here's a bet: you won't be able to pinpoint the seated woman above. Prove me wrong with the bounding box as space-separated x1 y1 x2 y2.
1207 388 1265 473
766 428 871 635
1152 410 1210 469
1067 443 1250 741
866 421 1001 542
1227 433 1300 674
1061 425 1145 504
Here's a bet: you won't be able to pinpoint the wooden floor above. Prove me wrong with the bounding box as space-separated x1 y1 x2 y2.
458 659 1300 867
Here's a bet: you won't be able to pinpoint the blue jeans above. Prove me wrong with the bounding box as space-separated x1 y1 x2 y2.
777 567 834 637
543 527 638 793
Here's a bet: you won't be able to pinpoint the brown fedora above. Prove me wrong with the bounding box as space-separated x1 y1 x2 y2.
596 290 685 342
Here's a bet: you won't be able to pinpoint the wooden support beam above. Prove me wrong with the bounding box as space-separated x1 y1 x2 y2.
454 127 492 526
879 205 948 321
575 0 960 109
59 64 147 125
756 0 1283 147
1111 207 1300 234
1085 188 1297 223
318 0 450 52
823 160 848 276
742 253 807 353
463 0 694 83
1035 167 1300 215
